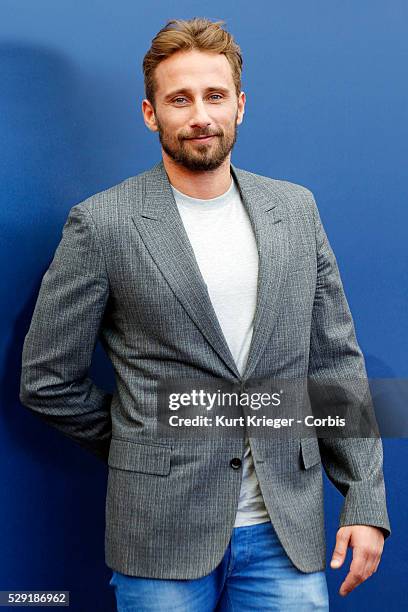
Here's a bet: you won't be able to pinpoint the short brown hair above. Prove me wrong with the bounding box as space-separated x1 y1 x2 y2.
143 17 243 108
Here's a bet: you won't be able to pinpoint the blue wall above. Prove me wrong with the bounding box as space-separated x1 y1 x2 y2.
1 1 406 609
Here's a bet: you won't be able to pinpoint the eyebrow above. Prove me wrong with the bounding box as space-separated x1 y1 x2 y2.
163 86 231 101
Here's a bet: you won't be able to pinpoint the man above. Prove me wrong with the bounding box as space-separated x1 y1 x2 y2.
20 17 391 611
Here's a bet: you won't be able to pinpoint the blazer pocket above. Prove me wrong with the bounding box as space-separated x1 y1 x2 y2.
108 438 171 476
300 437 321 469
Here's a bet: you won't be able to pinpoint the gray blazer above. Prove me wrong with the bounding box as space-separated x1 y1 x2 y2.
19 159 391 579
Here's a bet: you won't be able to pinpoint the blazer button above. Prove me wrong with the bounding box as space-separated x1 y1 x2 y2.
230 457 242 469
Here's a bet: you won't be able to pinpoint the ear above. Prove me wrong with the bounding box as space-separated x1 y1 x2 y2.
142 99 159 132
236 91 246 126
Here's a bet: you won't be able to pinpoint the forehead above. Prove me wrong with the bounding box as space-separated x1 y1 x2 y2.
154 49 235 97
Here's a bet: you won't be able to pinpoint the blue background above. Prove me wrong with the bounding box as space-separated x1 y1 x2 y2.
1 1 406 609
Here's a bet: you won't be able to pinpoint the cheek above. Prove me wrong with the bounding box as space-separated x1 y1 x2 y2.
219 108 239 128
158 111 185 135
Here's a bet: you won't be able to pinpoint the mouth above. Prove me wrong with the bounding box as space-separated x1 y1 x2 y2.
186 135 216 143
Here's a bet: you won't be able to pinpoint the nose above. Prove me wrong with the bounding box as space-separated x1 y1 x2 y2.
188 99 212 129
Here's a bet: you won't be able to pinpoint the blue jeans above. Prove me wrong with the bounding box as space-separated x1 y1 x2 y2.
108 521 329 611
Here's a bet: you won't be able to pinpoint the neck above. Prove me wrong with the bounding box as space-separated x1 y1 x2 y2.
161 151 232 199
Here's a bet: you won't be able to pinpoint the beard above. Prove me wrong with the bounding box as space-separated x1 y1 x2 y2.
155 110 239 171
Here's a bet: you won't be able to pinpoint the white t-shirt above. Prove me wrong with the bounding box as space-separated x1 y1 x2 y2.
170 175 270 527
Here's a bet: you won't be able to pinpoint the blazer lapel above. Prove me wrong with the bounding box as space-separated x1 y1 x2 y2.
230 165 289 381
132 161 241 379
131 160 288 382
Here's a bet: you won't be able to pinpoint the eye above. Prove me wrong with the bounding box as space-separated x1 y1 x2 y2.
209 94 223 101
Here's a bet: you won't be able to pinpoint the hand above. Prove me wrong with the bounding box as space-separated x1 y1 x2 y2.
330 525 384 596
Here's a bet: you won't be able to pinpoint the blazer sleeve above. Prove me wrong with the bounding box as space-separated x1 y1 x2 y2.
19 204 112 463
307 192 391 539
